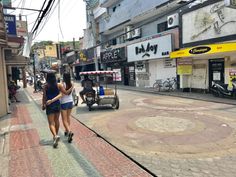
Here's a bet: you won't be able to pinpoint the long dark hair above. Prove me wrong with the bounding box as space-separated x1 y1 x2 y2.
46 73 57 90
63 73 72 90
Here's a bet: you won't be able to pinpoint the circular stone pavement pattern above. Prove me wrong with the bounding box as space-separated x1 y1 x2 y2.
135 116 196 133
132 97 233 111
94 108 236 156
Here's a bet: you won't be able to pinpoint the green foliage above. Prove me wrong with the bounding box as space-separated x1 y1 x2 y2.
60 41 80 49
31 41 53 50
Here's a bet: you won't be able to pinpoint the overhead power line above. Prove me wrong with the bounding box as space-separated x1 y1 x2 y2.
31 0 55 34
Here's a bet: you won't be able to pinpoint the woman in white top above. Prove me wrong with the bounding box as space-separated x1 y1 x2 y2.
60 73 74 143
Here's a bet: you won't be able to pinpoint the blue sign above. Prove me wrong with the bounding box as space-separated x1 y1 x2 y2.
4 14 17 36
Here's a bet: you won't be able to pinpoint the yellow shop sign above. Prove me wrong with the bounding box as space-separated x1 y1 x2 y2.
170 42 236 58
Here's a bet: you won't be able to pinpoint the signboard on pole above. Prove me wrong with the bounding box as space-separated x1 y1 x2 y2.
4 14 17 36
16 20 27 36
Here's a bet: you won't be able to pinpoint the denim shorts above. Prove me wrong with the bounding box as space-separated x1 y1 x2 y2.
46 102 60 115
61 102 73 110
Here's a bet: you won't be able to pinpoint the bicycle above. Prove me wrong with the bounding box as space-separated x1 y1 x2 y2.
162 77 177 91
153 77 177 91
153 79 163 91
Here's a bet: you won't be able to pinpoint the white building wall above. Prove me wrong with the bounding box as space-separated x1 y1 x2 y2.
99 0 170 32
149 59 176 87
190 59 208 90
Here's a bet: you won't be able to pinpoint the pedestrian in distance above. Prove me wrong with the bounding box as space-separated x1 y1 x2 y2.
60 73 74 143
42 72 73 148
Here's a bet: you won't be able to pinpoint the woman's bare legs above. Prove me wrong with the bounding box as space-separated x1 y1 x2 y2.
61 110 70 133
54 112 60 135
47 114 57 137
47 113 60 148
61 108 73 143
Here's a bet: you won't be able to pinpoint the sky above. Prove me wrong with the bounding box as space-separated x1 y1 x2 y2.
11 0 87 42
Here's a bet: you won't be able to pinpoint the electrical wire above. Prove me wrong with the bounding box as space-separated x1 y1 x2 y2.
60 0 76 18
20 0 26 14
33 0 59 39
30 0 48 34
30 0 52 34
58 0 64 39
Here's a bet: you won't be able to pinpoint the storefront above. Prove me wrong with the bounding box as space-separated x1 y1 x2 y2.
127 34 175 88
100 47 131 85
170 42 236 92
172 0 236 92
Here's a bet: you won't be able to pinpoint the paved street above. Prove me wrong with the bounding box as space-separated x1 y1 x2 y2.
1 83 236 177
0 86 152 177
73 83 236 177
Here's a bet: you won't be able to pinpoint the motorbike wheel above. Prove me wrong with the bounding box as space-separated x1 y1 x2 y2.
88 105 92 111
212 91 219 97
218 91 223 98
112 96 119 109
73 95 79 106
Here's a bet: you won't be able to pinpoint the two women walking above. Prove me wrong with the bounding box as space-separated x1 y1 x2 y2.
42 72 74 148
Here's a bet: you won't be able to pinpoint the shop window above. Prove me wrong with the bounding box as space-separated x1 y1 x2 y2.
157 21 168 33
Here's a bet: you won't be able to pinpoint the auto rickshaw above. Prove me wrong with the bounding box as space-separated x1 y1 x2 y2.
79 70 120 111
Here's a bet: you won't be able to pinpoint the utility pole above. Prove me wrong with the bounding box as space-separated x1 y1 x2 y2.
32 52 37 92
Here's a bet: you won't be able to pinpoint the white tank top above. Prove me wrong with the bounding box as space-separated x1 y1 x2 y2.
60 82 73 104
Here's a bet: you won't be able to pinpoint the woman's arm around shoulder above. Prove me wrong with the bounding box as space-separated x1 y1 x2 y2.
42 84 47 110
57 83 73 95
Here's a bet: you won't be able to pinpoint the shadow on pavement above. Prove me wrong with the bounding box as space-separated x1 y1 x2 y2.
39 139 53 146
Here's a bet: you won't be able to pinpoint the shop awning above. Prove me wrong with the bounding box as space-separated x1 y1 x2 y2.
170 42 236 59
5 55 29 66
80 71 117 75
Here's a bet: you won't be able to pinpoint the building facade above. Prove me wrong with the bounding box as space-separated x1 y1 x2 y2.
97 0 185 87
170 0 236 92
0 4 8 117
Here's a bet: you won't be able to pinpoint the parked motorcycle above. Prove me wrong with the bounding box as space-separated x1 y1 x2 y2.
211 78 236 99
37 79 43 91
27 76 34 86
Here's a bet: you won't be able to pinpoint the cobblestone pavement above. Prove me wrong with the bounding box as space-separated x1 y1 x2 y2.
0 86 152 177
72 83 236 177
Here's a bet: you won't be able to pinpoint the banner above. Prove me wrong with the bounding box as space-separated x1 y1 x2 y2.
229 69 236 88
177 59 192 75
113 68 122 81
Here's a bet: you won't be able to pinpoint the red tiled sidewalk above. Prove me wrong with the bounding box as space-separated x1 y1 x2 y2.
70 117 152 177
9 103 54 177
26 86 154 177
10 105 32 125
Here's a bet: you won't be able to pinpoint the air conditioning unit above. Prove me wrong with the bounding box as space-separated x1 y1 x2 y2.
225 0 236 9
132 28 141 39
125 25 133 40
167 13 179 28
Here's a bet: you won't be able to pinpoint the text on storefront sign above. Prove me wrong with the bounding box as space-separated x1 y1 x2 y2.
189 46 211 54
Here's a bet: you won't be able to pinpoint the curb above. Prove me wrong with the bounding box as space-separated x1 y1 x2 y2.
71 114 157 177
117 86 236 106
